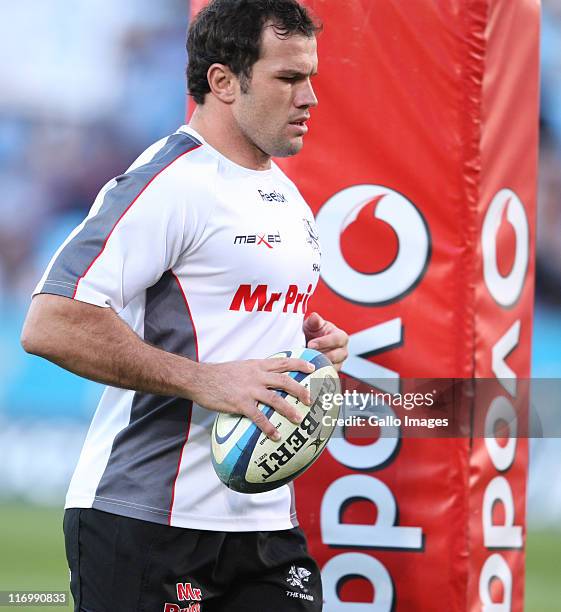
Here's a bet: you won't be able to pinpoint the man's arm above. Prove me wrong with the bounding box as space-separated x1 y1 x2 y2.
21 294 313 440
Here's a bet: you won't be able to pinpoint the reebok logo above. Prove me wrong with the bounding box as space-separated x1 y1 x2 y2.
258 189 287 203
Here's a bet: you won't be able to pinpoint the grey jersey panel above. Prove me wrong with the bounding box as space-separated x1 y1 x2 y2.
39 132 201 299
93 269 196 523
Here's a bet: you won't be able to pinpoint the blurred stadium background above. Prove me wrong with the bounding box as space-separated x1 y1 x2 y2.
0 0 559 609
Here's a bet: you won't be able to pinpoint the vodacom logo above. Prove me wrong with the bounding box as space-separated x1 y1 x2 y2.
315 184 431 305
478 187 529 611
317 184 429 611
482 188 529 307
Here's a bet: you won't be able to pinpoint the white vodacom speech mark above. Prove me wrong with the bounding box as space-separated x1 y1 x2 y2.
481 188 529 308
315 184 430 304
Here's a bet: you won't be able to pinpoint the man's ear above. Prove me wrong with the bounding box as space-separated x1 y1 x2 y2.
207 63 237 103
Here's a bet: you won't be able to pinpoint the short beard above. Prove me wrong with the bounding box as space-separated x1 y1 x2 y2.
270 138 303 157
236 84 304 159
242 125 303 159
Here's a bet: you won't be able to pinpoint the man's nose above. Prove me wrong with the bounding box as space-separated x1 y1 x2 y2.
295 79 318 108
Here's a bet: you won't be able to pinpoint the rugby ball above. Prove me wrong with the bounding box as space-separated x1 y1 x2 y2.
211 348 341 493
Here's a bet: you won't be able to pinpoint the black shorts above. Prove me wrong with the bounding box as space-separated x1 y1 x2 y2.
63 508 322 611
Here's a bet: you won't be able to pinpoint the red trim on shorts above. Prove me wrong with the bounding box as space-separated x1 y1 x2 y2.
168 403 193 525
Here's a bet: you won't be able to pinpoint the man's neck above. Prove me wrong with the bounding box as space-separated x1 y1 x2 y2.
189 105 271 171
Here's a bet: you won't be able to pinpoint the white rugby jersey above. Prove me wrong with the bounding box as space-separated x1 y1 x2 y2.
34 126 321 530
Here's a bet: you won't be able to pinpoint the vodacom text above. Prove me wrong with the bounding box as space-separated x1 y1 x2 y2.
316 185 430 610
478 188 528 610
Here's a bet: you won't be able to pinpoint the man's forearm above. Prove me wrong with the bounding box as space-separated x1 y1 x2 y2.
21 294 316 438
21 294 200 398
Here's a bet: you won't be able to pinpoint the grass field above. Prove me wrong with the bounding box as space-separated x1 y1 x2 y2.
0 503 559 611
525 529 561 611
0 504 70 611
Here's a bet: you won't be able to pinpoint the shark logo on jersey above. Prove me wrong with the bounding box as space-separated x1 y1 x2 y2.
303 218 321 254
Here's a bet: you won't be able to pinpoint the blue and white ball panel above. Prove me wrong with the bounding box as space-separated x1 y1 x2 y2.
211 348 341 493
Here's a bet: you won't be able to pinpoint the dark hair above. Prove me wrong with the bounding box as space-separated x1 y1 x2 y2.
187 0 321 105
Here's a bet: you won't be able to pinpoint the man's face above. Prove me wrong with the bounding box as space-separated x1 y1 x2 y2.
232 26 318 158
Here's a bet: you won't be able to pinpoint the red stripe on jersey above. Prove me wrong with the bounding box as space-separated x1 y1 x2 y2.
172 272 200 362
168 272 200 524
72 144 202 299
168 402 193 525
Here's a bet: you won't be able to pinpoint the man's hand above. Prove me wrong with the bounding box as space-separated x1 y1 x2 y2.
303 312 349 371
192 358 315 442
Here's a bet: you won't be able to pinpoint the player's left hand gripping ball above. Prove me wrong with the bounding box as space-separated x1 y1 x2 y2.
211 348 341 493
303 311 349 371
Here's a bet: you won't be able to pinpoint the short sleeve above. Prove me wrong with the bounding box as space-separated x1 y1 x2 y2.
34 134 202 312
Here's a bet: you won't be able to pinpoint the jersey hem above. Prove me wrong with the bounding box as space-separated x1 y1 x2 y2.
66 496 299 531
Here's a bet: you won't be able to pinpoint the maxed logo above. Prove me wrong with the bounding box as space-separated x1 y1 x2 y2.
229 283 313 314
163 582 202 612
234 231 281 248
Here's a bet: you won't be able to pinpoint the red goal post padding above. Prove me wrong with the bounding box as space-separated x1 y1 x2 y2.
276 1 539 610
188 0 539 609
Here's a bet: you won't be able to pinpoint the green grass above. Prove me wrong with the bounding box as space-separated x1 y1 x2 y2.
525 529 561 611
0 503 559 611
0 503 70 611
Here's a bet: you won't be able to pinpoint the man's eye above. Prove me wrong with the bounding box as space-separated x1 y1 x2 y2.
279 76 298 82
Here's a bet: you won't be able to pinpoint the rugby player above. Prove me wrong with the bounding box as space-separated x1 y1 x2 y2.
21 1 348 610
